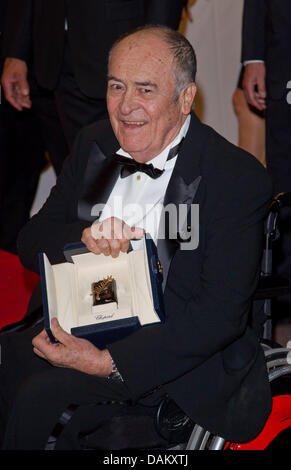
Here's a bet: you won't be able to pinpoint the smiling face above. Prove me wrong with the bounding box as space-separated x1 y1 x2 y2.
107 31 196 163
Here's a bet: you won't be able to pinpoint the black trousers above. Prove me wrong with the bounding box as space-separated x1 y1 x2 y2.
29 76 69 177
54 35 108 150
0 323 167 450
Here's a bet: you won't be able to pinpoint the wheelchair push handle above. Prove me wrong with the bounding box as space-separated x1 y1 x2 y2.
270 192 291 213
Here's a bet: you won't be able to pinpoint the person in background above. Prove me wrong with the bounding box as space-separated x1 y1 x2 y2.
232 67 266 167
1 0 185 153
0 0 185 261
0 0 45 253
241 0 291 321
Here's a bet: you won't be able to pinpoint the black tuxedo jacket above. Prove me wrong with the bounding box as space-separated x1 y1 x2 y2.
0 0 7 58
18 113 272 442
3 0 183 98
242 0 291 98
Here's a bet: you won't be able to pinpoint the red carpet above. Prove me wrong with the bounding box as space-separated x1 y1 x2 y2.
0 250 39 329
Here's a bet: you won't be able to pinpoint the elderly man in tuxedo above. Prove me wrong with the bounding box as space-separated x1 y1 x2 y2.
0 25 272 450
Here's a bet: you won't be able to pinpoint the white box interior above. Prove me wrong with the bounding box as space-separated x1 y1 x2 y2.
42 241 159 334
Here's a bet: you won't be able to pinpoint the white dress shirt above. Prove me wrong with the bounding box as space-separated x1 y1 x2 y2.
98 115 191 249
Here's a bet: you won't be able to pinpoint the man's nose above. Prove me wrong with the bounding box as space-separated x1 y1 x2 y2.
119 89 138 114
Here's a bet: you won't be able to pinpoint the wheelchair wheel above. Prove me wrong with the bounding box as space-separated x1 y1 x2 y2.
186 346 291 450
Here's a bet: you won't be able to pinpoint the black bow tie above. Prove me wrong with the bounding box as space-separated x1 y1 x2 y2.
114 138 184 179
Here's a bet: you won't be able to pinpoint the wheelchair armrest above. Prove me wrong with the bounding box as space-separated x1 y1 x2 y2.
271 192 291 212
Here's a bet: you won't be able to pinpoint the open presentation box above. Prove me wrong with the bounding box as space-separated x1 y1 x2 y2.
39 237 165 349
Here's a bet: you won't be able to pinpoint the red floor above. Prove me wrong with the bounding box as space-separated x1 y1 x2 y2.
0 250 39 328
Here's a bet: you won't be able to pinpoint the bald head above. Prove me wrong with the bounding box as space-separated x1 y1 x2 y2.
108 25 197 100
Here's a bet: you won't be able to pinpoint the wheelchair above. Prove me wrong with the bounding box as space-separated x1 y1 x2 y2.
184 192 291 450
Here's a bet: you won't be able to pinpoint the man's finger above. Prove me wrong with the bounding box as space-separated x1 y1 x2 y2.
16 77 32 108
50 317 72 345
256 67 266 96
123 225 145 240
96 238 111 256
254 94 267 110
18 94 32 109
244 80 259 109
120 238 130 253
2 80 23 110
17 75 30 97
32 328 48 344
81 228 102 254
33 347 47 359
107 238 124 258
243 63 266 111
32 329 55 358
85 237 102 254
110 219 131 254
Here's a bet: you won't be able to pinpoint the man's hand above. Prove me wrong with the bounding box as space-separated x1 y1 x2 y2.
1 57 32 111
81 217 145 258
242 62 267 111
32 318 113 376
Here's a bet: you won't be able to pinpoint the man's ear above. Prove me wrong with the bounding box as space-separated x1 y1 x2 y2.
181 83 196 114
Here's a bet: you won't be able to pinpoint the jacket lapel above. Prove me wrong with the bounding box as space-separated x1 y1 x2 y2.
78 137 120 222
157 113 208 289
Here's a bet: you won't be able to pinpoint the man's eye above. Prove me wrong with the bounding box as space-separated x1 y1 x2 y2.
110 83 123 91
141 88 152 94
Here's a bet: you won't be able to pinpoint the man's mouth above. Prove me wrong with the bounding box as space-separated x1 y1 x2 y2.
122 120 146 127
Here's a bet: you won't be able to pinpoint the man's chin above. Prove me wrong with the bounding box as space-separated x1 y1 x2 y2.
119 144 153 162
117 137 148 156
123 148 147 160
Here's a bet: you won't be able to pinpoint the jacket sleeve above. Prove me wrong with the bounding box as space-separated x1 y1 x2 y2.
241 0 266 62
17 129 91 273
2 0 32 62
